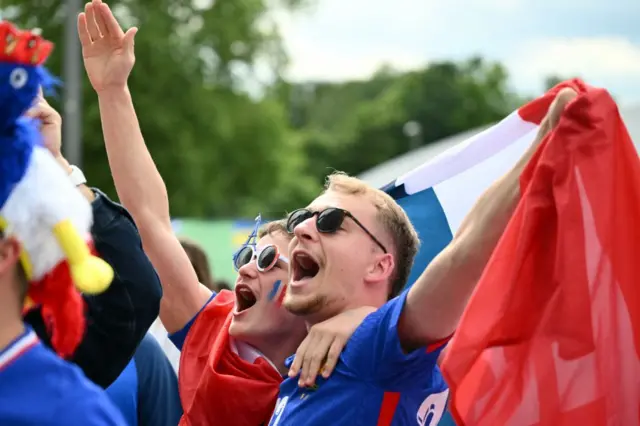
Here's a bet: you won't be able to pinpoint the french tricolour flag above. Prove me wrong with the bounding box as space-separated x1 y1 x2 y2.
384 79 640 426
382 83 558 286
381 80 560 426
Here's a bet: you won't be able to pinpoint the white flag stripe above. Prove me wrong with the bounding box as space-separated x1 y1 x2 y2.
433 122 538 236
397 111 538 196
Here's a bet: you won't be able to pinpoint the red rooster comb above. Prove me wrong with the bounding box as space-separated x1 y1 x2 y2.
0 21 53 66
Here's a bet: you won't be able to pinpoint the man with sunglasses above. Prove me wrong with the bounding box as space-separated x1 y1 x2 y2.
269 90 578 425
82 3 375 424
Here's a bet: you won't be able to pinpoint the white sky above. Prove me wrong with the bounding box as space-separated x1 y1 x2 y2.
274 0 640 104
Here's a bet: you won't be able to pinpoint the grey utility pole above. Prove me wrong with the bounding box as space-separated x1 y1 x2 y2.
62 0 84 167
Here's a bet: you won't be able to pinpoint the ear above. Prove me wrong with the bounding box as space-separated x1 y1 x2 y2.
0 236 21 277
363 252 395 286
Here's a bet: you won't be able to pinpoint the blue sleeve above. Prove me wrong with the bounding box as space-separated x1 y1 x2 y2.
135 334 183 426
168 292 216 350
62 390 128 426
339 289 447 392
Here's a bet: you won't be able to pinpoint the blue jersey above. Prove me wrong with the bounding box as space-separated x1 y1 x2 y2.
0 327 125 425
268 289 450 426
106 334 182 426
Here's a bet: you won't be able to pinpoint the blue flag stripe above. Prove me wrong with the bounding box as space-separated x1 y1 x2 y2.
387 186 453 289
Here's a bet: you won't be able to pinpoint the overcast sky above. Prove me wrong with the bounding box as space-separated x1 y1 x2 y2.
274 0 640 105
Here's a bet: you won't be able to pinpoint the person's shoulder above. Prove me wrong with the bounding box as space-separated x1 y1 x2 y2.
60 387 126 426
24 344 90 387
137 332 164 354
354 289 410 332
55 361 126 425
134 333 176 379
180 290 234 355
380 288 411 311
192 290 234 327
211 289 235 306
24 350 125 425
194 290 235 325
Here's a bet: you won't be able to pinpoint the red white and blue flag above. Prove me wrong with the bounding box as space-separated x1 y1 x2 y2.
383 80 640 426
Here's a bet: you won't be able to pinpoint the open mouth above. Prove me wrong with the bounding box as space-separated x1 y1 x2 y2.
234 284 257 313
292 252 320 282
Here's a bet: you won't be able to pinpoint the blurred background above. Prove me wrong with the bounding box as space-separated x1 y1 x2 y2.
4 0 639 283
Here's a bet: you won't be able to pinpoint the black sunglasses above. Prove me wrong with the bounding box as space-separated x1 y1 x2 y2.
286 207 387 253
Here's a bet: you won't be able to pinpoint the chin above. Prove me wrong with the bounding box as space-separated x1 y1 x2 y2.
228 318 261 344
283 291 324 317
227 317 244 338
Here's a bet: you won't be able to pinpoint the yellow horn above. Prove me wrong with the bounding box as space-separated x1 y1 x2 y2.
52 219 113 294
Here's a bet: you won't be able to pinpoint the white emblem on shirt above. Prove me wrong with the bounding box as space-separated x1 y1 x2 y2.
416 389 449 425
269 396 289 426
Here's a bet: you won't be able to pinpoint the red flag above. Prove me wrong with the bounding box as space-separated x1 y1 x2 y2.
442 84 640 426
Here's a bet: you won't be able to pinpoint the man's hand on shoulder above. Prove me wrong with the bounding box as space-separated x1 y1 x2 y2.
288 306 376 387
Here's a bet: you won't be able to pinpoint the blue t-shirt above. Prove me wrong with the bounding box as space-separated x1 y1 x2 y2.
106 359 138 425
268 289 450 426
106 334 182 426
0 327 125 425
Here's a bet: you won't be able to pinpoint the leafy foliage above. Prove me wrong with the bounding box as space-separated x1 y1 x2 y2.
6 2 532 218
285 58 524 182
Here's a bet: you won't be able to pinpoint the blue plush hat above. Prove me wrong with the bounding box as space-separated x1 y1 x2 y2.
0 21 113 357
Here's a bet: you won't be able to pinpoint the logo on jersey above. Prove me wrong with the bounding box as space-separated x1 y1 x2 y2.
416 388 449 425
269 396 289 426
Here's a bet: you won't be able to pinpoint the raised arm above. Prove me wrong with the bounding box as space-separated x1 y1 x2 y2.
399 89 578 349
78 0 211 332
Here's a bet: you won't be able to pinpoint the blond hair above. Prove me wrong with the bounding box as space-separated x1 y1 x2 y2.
258 219 290 240
324 172 419 298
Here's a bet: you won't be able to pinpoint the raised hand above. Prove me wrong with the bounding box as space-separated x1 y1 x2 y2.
25 88 69 171
77 0 138 93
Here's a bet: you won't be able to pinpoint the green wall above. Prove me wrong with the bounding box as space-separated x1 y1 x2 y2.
171 218 258 286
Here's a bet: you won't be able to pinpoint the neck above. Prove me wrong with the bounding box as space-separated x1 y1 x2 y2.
0 282 26 352
0 315 25 353
254 332 306 376
304 292 387 327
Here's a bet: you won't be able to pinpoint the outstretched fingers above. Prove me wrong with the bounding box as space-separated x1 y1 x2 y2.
85 2 102 42
92 0 109 37
77 13 92 48
99 3 125 39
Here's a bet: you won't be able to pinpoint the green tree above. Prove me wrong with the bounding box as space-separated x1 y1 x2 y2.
288 57 524 182
4 0 314 218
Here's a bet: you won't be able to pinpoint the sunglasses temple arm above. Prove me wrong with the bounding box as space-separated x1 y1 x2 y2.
350 215 388 253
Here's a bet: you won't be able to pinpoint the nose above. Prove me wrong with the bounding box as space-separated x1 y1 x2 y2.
238 259 259 280
293 214 320 243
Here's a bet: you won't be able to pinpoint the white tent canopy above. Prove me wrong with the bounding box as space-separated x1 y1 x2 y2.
359 104 640 188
